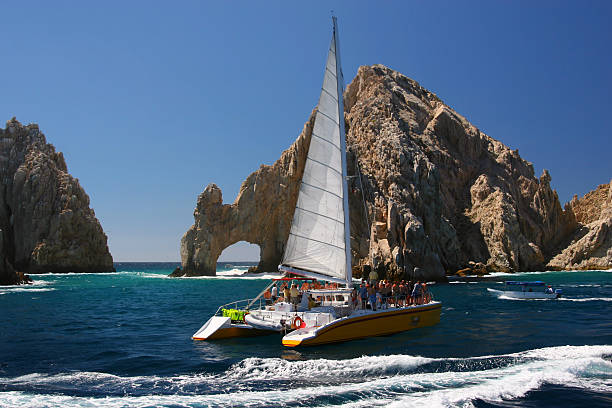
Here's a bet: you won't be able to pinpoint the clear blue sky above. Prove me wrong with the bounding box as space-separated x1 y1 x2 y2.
2 1 610 261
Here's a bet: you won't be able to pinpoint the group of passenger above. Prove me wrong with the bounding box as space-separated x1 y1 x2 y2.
262 278 431 311
353 279 431 311
263 280 341 305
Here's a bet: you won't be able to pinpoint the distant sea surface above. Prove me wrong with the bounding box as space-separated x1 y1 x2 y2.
1 263 611 407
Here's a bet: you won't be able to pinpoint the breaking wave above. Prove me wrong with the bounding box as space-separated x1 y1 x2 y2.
1 345 610 408
0 286 55 295
558 297 612 302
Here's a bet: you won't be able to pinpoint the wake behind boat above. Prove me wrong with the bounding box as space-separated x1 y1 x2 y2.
488 281 562 300
192 17 441 347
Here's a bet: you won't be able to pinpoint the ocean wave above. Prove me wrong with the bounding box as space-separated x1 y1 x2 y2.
0 287 55 295
182 273 282 280
558 297 612 302
223 354 433 381
1 345 610 407
36 272 122 277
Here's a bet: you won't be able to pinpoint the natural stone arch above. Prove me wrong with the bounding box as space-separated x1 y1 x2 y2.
218 241 261 264
177 113 315 276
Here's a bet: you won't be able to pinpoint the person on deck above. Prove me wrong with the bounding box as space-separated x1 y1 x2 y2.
422 282 430 303
398 281 406 306
368 269 379 285
359 284 368 310
270 284 278 302
376 289 383 310
290 284 300 305
383 281 392 308
283 284 291 303
263 288 272 305
308 294 318 309
351 288 359 309
411 281 422 305
391 282 399 306
368 284 377 311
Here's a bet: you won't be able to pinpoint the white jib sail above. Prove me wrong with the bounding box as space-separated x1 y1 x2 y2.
281 18 351 284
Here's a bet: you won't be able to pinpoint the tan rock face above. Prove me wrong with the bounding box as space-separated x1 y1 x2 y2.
343 65 574 279
179 65 606 280
547 181 612 270
0 118 114 284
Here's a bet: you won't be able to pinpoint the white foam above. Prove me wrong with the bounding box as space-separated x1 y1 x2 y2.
216 268 250 276
1 345 610 408
224 354 433 381
183 272 282 280
0 287 55 295
558 297 612 302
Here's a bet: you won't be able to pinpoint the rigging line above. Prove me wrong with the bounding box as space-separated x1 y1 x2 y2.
288 232 345 251
307 157 342 176
312 132 342 151
295 206 343 224
301 181 343 200
353 150 373 265
316 109 339 126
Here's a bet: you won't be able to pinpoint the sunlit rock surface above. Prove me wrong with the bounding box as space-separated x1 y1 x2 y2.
179 65 608 280
0 118 114 284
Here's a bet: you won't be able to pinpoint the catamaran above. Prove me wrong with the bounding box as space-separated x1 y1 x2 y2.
192 17 442 347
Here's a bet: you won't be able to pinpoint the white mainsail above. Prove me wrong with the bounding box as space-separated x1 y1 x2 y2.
280 17 352 286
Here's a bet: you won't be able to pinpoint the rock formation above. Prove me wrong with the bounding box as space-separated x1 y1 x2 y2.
0 118 114 284
174 113 315 276
547 181 612 270
178 65 610 280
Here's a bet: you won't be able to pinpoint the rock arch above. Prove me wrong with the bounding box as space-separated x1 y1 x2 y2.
177 113 315 276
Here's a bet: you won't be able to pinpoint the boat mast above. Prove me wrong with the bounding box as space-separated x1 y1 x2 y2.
333 16 352 287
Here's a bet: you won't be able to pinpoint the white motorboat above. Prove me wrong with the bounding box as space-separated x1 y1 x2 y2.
488 281 562 299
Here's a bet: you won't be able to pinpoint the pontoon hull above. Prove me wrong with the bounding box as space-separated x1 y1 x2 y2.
192 316 276 340
282 302 441 347
487 288 559 299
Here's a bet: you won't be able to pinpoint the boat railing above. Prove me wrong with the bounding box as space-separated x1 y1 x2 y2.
374 292 436 309
213 297 267 317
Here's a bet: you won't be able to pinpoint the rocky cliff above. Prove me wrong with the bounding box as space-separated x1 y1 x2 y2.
547 181 612 270
178 65 610 280
0 118 114 284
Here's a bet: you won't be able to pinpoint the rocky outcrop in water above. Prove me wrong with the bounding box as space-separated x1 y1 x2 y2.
178 65 609 280
0 118 114 284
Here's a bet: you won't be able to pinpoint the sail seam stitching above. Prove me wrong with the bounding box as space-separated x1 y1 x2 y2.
295 206 343 224
288 232 345 251
321 87 338 102
316 110 339 126
311 132 341 151
307 157 342 176
301 181 343 199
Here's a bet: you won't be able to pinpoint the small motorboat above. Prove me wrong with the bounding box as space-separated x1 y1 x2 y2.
488 281 562 299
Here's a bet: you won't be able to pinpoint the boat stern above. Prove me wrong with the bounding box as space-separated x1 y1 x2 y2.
192 316 232 340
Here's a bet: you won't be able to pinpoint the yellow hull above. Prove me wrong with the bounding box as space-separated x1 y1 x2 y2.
282 302 441 347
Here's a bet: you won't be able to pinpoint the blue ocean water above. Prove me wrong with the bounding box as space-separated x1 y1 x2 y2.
1 263 611 407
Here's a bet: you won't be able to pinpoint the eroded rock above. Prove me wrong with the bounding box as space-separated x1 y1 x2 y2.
179 65 608 280
0 118 114 284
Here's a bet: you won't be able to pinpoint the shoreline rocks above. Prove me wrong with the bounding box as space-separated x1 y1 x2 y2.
0 118 114 285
